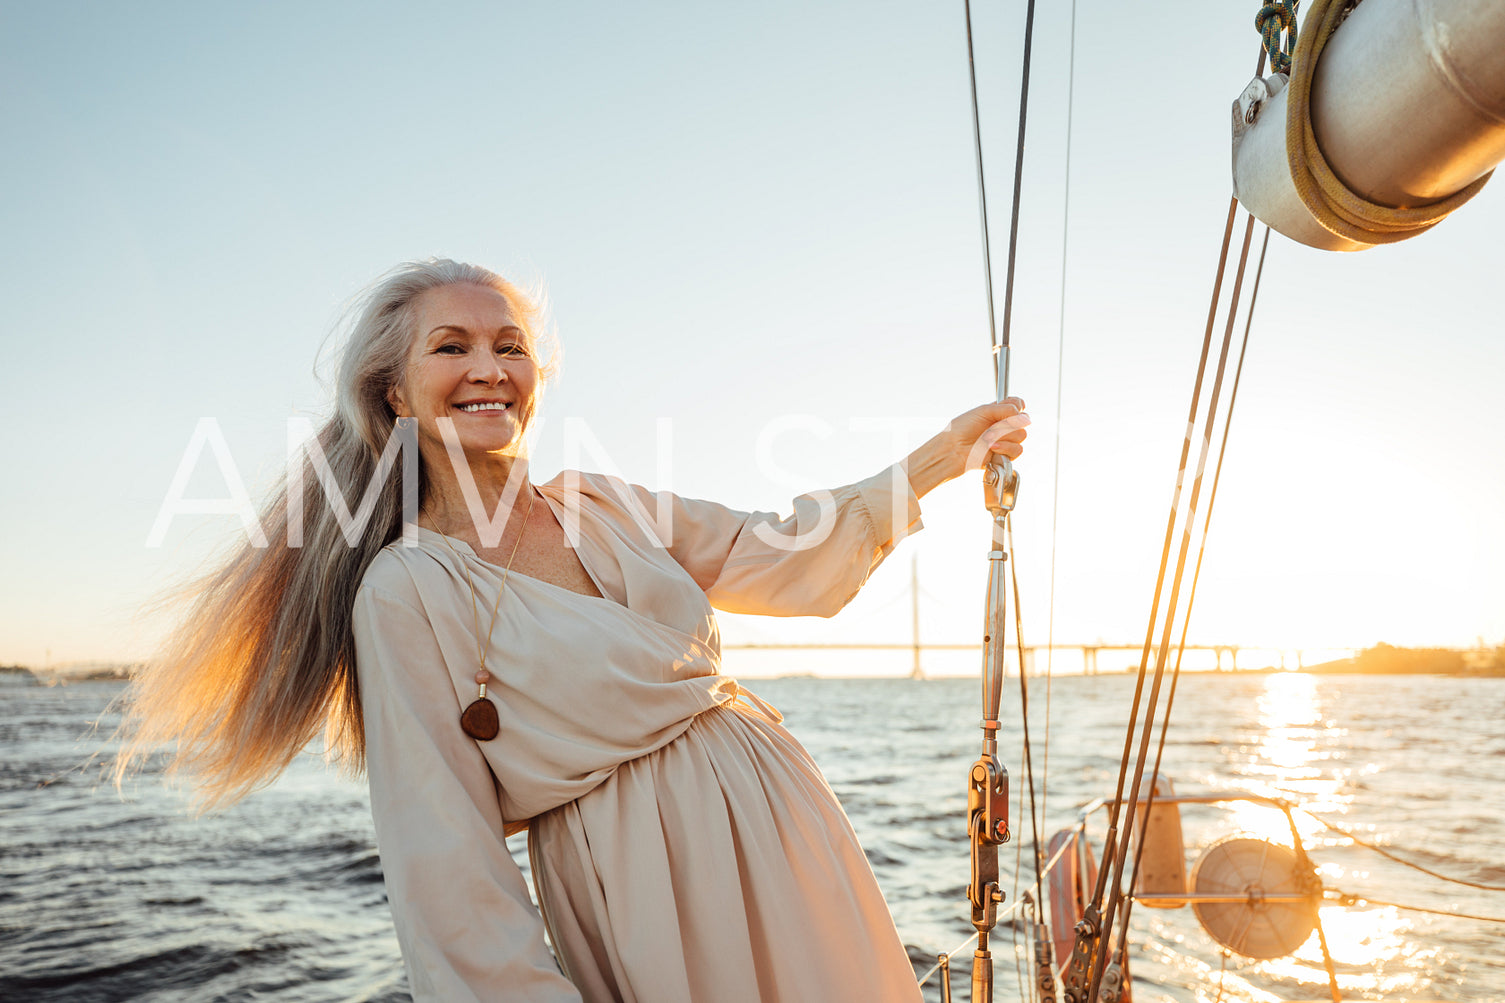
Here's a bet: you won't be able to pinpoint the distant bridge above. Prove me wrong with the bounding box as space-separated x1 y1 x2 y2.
720 642 1353 678
722 554 1360 671
722 557 1355 677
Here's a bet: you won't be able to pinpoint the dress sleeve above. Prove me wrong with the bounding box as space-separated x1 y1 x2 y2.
354 581 582 1003
625 463 922 618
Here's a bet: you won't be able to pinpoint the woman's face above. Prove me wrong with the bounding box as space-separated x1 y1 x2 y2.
387 283 540 464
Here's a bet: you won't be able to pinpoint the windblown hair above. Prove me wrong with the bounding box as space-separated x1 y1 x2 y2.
115 259 551 810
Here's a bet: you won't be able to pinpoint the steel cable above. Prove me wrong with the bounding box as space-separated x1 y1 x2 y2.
1041 0 1080 894
1332 891 1505 925
1069 195 1241 1003
1305 811 1505 892
1091 210 1260 1002
1116 224 1273 953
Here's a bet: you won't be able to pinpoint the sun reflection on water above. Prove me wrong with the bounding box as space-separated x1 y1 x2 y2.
1262 903 1434 998
1181 672 1429 999
1220 672 1340 845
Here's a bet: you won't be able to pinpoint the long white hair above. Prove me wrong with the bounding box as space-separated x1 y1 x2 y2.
115 259 549 808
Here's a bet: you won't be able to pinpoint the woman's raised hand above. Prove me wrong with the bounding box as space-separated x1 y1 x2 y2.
902 397 1029 498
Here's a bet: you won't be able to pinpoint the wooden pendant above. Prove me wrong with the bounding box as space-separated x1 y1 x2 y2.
460 697 500 741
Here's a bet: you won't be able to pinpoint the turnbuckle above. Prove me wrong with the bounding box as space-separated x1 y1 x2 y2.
1098 962 1127 1003
1060 904 1102 1003
969 754 1010 848
1031 896 1058 1003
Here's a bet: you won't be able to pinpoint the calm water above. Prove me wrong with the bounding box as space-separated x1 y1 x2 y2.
2 672 1502 1001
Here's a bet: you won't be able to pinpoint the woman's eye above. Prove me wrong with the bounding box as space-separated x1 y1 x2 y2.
436 344 465 355
498 343 529 357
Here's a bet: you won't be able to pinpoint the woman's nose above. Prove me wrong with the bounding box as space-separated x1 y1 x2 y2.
469 352 508 385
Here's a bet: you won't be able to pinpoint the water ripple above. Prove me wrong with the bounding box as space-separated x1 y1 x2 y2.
3 675 1502 1001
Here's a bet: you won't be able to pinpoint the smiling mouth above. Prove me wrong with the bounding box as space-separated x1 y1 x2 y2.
456 402 511 413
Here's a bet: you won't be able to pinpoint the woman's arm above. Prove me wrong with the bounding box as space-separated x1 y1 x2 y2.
355 580 582 1003
607 398 1029 618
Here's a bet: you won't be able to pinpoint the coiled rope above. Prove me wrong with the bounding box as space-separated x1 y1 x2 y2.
1284 0 1494 243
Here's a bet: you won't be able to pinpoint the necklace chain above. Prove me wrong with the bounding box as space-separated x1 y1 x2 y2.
424 486 537 674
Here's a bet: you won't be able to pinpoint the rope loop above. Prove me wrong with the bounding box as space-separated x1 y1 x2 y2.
1255 0 1299 74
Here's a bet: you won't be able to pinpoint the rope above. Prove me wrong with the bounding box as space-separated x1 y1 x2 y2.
1332 891 1505 925
917 931 982 987
1255 0 1298 74
1041 0 1079 854
1284 0 1493 243
1303 810 1505 892
1012 717 1029 1003
1007 518 1046 897
1004 520 1036 1003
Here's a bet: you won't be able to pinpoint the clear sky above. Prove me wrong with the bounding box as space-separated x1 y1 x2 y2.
2 1 1501 670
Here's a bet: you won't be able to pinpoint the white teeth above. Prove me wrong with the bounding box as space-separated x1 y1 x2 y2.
458 402 510 412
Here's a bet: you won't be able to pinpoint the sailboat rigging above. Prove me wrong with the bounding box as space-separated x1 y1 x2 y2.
957 0 1039 997
931 0 1505 1000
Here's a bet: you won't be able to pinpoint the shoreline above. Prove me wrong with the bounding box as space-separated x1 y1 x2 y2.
5 640 1502 685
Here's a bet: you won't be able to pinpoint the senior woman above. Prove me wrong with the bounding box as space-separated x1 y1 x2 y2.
119 259 1029 1002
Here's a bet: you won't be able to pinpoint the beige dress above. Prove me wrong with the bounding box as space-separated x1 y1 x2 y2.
354 466 925 1002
